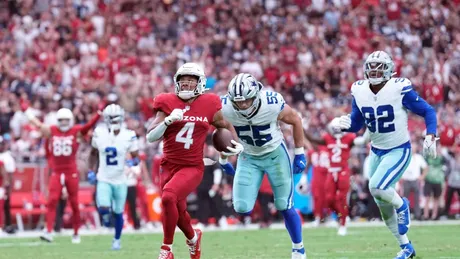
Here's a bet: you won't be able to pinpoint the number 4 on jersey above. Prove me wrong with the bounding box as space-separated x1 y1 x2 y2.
176 122 195 149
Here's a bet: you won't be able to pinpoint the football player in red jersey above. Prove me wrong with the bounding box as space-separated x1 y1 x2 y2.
146 63 242 259
305 122 357 236
25 107 101 243
306 145 330 227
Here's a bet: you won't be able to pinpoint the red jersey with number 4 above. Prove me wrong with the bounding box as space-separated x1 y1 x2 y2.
153 93 222 165
307 146 330 171
49 125 85 174
323 133 356 172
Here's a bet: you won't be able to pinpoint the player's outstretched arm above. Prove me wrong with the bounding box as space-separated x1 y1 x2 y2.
146 109 185 143
24 109 51 137
78 111 102 136
304 131 326 146
87 147 99 185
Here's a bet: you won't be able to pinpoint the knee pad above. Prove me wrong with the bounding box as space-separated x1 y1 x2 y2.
233 200 251 214
161 190 177 206
274 198 288 211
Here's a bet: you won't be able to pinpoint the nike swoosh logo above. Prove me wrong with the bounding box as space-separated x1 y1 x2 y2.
416 97 419 101
271 156 278 160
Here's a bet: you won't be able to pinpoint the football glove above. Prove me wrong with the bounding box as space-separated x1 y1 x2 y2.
126 157 140 167
423 135 438 159
218 156 235 176
293 148 306 174
331 115 351 132
87 171 97 185
164 108 184 126
221 140 244 157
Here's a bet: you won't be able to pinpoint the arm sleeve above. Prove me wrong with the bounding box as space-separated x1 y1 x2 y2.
345 97 365 133
79 112 101 135
402 90 437 135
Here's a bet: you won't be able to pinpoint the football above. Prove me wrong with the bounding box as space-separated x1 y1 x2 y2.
212 128 234 152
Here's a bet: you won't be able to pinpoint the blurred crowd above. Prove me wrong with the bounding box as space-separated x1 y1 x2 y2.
0 0 459 229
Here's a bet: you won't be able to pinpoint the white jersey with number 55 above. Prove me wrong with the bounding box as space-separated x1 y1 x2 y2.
91 125 139 184
221 90 285 156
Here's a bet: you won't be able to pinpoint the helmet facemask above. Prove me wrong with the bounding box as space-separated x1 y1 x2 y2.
176 75 200 100
173 63 207 100
58 119 72 132
363 51 395 85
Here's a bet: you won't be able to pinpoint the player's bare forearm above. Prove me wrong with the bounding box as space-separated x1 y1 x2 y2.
212 110 238 140
278 105 305 148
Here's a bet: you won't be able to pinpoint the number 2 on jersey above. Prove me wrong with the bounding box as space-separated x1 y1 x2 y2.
361 105 395 133
176 122 195 149
105 147 118 166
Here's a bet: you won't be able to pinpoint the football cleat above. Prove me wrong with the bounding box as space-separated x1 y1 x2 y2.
71 235 81 244
292 247 306 259
396 198 411 235
394 242 416 259
337 226 347 236
158 247 174 259
39 231 53 242
112 239 121 250
186 229 202 259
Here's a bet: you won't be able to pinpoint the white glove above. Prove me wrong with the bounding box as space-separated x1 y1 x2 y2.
164 109 184 125
221 140 244 157
423 135 438 159
331 115 351 132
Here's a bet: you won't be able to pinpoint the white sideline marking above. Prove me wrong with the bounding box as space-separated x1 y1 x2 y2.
0 220 459 240
0 241 54 247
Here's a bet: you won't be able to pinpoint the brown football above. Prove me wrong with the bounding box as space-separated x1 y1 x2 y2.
212 128 234 152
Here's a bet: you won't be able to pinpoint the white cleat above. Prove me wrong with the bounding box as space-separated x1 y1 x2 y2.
112 239 121 250
311 218 321 228
292 251 307 259
71 235 81 244
40 231 53 242
338 226 347 236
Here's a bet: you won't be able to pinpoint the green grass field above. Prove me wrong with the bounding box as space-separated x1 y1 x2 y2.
1 225 459 259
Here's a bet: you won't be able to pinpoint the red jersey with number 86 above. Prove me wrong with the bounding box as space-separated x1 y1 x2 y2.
49 125 85 174
153 93 222 165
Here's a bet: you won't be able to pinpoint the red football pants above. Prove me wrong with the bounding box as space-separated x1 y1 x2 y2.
46 173 80 235
324 171 350 226
160 161 204 245
311 167 328 219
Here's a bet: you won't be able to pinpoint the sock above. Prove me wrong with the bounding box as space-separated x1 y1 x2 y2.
370 187 403 209
98 207 111 227
377 201 409 245
188 230 197 244
161 190 179 245
281 208 303 244
292 242 305 254
114 213 124 240
161 244 172 251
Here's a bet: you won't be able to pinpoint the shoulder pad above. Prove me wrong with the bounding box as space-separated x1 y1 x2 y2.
350 80 369 95
389 77 412 94
262 90 285 112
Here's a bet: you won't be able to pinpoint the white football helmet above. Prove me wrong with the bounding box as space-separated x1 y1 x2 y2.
56 108 74 132
173 63 207 100
363 50 395 85
103 104 125 131
227 73 263 117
